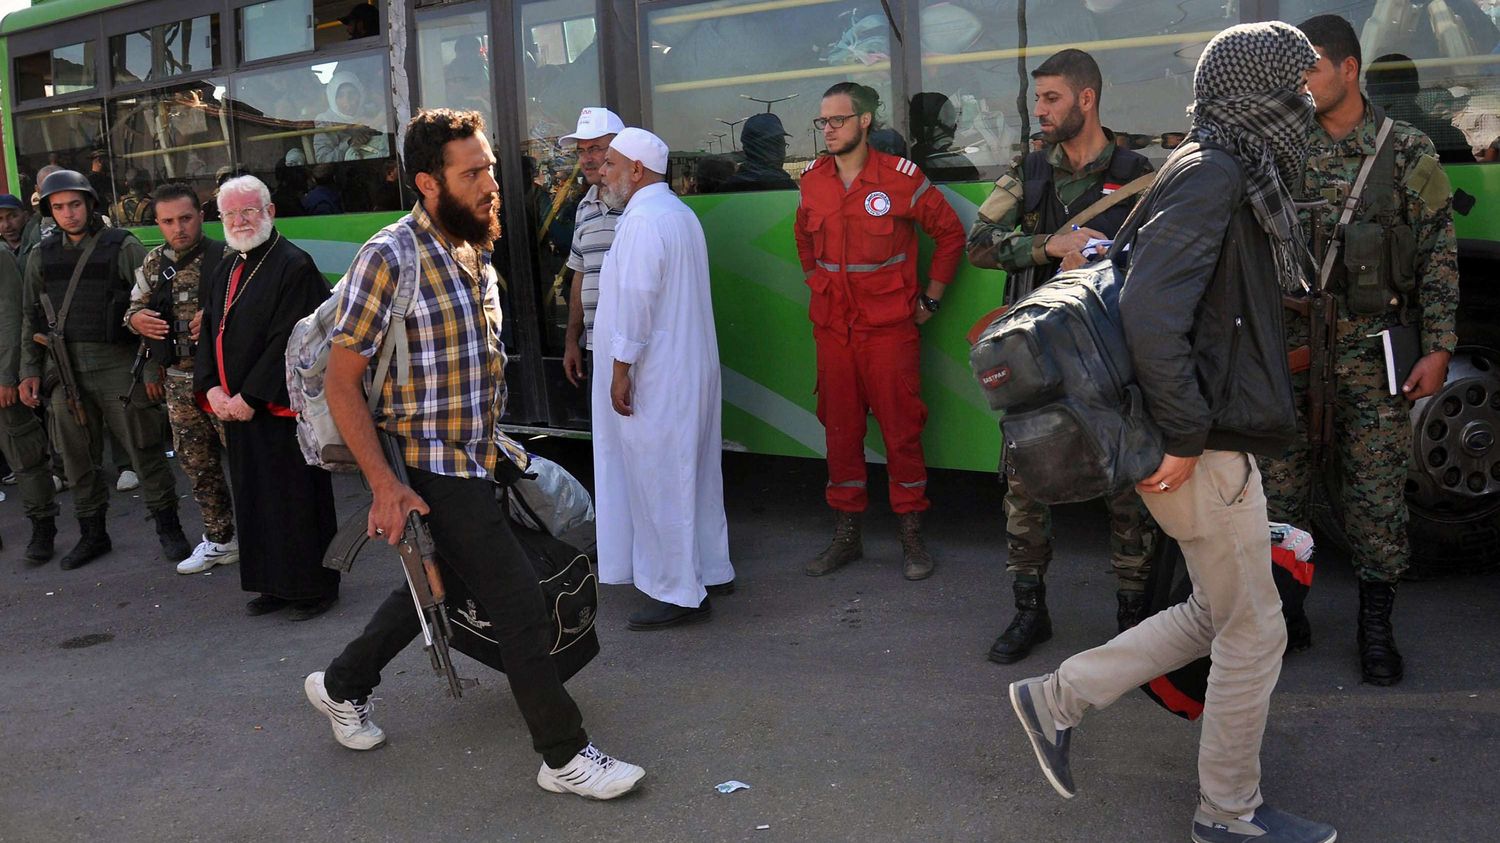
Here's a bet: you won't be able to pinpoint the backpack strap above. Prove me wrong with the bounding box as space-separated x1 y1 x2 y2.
366 219 422 414
1052 172 1155 236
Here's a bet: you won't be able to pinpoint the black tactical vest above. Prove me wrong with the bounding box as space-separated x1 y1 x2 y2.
38 226 133 343
145 237 225 364
1022 140 1154 281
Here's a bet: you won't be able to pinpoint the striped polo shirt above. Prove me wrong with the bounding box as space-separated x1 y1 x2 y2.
565 184 621 350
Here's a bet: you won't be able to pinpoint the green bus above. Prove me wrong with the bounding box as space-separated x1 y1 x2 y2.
3 0 1498 574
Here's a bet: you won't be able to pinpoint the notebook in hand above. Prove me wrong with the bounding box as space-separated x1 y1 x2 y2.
1369 324 1421 396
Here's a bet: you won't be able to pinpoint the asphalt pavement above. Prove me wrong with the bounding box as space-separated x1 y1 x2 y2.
1 441 1497 842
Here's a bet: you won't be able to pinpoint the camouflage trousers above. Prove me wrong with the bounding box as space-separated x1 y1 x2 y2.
1002 448 1156 592
164 371 235 544
1261 313 1411 584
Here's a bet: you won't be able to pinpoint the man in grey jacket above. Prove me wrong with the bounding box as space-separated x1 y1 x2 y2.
1007 24 1338 843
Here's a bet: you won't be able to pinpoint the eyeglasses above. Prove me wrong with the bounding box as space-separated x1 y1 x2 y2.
221 206 265 223
813 114 858 130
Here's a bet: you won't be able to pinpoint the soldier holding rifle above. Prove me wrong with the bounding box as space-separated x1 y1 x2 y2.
305 109 644 801
17 170 188 570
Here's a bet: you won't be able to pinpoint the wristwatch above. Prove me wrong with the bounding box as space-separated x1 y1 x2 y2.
918 294 941 313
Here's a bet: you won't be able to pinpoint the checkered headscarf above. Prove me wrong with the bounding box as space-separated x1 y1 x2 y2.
1189 22 1319 292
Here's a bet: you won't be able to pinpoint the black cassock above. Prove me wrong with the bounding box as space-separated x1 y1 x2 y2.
197 230 338 601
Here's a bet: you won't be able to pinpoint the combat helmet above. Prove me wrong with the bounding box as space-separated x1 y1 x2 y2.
37 169 97 217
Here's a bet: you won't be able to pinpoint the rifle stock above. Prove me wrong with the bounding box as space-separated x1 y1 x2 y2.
1307 291 1338 467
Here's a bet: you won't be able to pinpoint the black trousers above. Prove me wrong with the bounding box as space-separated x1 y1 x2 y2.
324 468 589 768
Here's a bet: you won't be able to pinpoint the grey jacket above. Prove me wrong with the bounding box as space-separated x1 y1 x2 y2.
1118 144 1297 458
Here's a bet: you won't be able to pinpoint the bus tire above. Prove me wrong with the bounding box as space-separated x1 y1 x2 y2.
1404 242 1500 579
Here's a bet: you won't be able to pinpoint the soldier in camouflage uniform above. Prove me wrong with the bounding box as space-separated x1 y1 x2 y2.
966 49 1158 665
125 183 239 574
1265 17 1461 686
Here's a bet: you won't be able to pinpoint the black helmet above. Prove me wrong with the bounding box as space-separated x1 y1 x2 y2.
38 169 97 217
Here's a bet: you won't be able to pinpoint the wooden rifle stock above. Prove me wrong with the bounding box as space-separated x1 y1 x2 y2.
32 332 87 426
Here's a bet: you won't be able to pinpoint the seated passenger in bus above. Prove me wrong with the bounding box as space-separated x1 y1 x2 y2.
723 113 796 192
313 71 390 164
338 3 378 40
112 169 155 227
302 164 344 215
909 92 979 181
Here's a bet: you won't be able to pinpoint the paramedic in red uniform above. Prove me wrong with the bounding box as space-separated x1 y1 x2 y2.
795 81 965 582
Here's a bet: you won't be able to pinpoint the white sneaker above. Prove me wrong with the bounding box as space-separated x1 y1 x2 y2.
303 671 385 750
176 536 241 574
116 470 140 491
537 744 645 800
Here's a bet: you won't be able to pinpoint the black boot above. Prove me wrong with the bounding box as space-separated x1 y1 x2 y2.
1357 580 1403 686
806 511 862 576
1116 590 1148 632
152 507 192 562
25 516 57 565
60 515 112 570
897 512 934 581
988 578 1052 664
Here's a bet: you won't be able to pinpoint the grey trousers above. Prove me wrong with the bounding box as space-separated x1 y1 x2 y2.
1041 450 1287 821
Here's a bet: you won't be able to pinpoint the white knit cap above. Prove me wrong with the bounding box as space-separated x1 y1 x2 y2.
608 127 670 174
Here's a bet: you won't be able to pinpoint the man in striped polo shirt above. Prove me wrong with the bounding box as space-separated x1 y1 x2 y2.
561 107 625 387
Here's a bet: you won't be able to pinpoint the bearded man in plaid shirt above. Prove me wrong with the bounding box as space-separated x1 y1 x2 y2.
302 109 645 801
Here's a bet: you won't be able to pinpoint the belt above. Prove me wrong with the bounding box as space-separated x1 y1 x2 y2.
815 253 907 273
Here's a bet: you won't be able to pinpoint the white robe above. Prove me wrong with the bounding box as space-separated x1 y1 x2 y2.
592 182 734 607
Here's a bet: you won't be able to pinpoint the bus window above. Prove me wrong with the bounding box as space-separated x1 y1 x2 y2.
13 105 107 204
645 0 895 193
110 15 221 84
239 0 316 62
14 41 97 100
415 4 495 134
916 0 1238 180
228 53 397 217
107 80 232 224
1284 0 1500 163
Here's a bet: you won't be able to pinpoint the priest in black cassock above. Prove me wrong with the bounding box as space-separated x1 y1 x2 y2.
196 175 340 620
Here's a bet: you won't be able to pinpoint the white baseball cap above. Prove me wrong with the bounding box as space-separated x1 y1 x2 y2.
560 107 626 143
608 127 670 174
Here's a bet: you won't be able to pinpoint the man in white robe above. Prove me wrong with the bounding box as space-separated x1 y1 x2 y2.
592 127 734 630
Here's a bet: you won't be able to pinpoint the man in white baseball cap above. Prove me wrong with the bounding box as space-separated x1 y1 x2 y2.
592 127 734 630
559 107 626 387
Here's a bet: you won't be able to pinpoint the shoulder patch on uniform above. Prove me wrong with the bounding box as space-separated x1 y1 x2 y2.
802 156 829 176
888 156 920 178
1407 153 1452 209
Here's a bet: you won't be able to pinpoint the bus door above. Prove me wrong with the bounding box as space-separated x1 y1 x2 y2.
500 0 607 432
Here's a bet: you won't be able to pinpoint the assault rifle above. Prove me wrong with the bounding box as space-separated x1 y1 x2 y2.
322 432 471 698
30 332 87 426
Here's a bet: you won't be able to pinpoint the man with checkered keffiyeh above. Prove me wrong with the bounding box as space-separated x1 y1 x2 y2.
1006 23 1340 843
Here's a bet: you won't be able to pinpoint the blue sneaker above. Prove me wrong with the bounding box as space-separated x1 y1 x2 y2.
1191 805 1337 843
1008 676 1075 798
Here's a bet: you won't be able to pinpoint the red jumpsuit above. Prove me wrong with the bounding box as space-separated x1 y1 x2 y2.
794 150 964 514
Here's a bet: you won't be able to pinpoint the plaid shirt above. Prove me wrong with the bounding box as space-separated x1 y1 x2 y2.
330 203 527 479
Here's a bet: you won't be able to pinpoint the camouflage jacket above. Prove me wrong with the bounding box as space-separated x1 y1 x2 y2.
965 138 1122 272
1300 101 1460 355
127 238 217 371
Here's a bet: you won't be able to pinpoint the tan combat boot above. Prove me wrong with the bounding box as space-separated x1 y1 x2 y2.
898 511 934 581
806 511 862 576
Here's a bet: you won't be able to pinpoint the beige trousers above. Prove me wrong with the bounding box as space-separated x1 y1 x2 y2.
1041 450 1287 821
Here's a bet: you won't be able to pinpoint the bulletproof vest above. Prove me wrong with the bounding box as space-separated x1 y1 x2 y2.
1320 106 1417 316
1022 141 1153 281
37 226 132 343
146 237 225 365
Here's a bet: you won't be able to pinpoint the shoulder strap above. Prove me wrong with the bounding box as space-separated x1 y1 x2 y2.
1315 115 1395 291
38 237 101 333
366 220 422 413
1053 172 1156 236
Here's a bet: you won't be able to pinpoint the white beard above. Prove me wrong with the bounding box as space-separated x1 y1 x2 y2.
224 216 273 253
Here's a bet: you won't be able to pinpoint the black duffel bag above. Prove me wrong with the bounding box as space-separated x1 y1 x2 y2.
323 505 599 683
442 521 599 682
